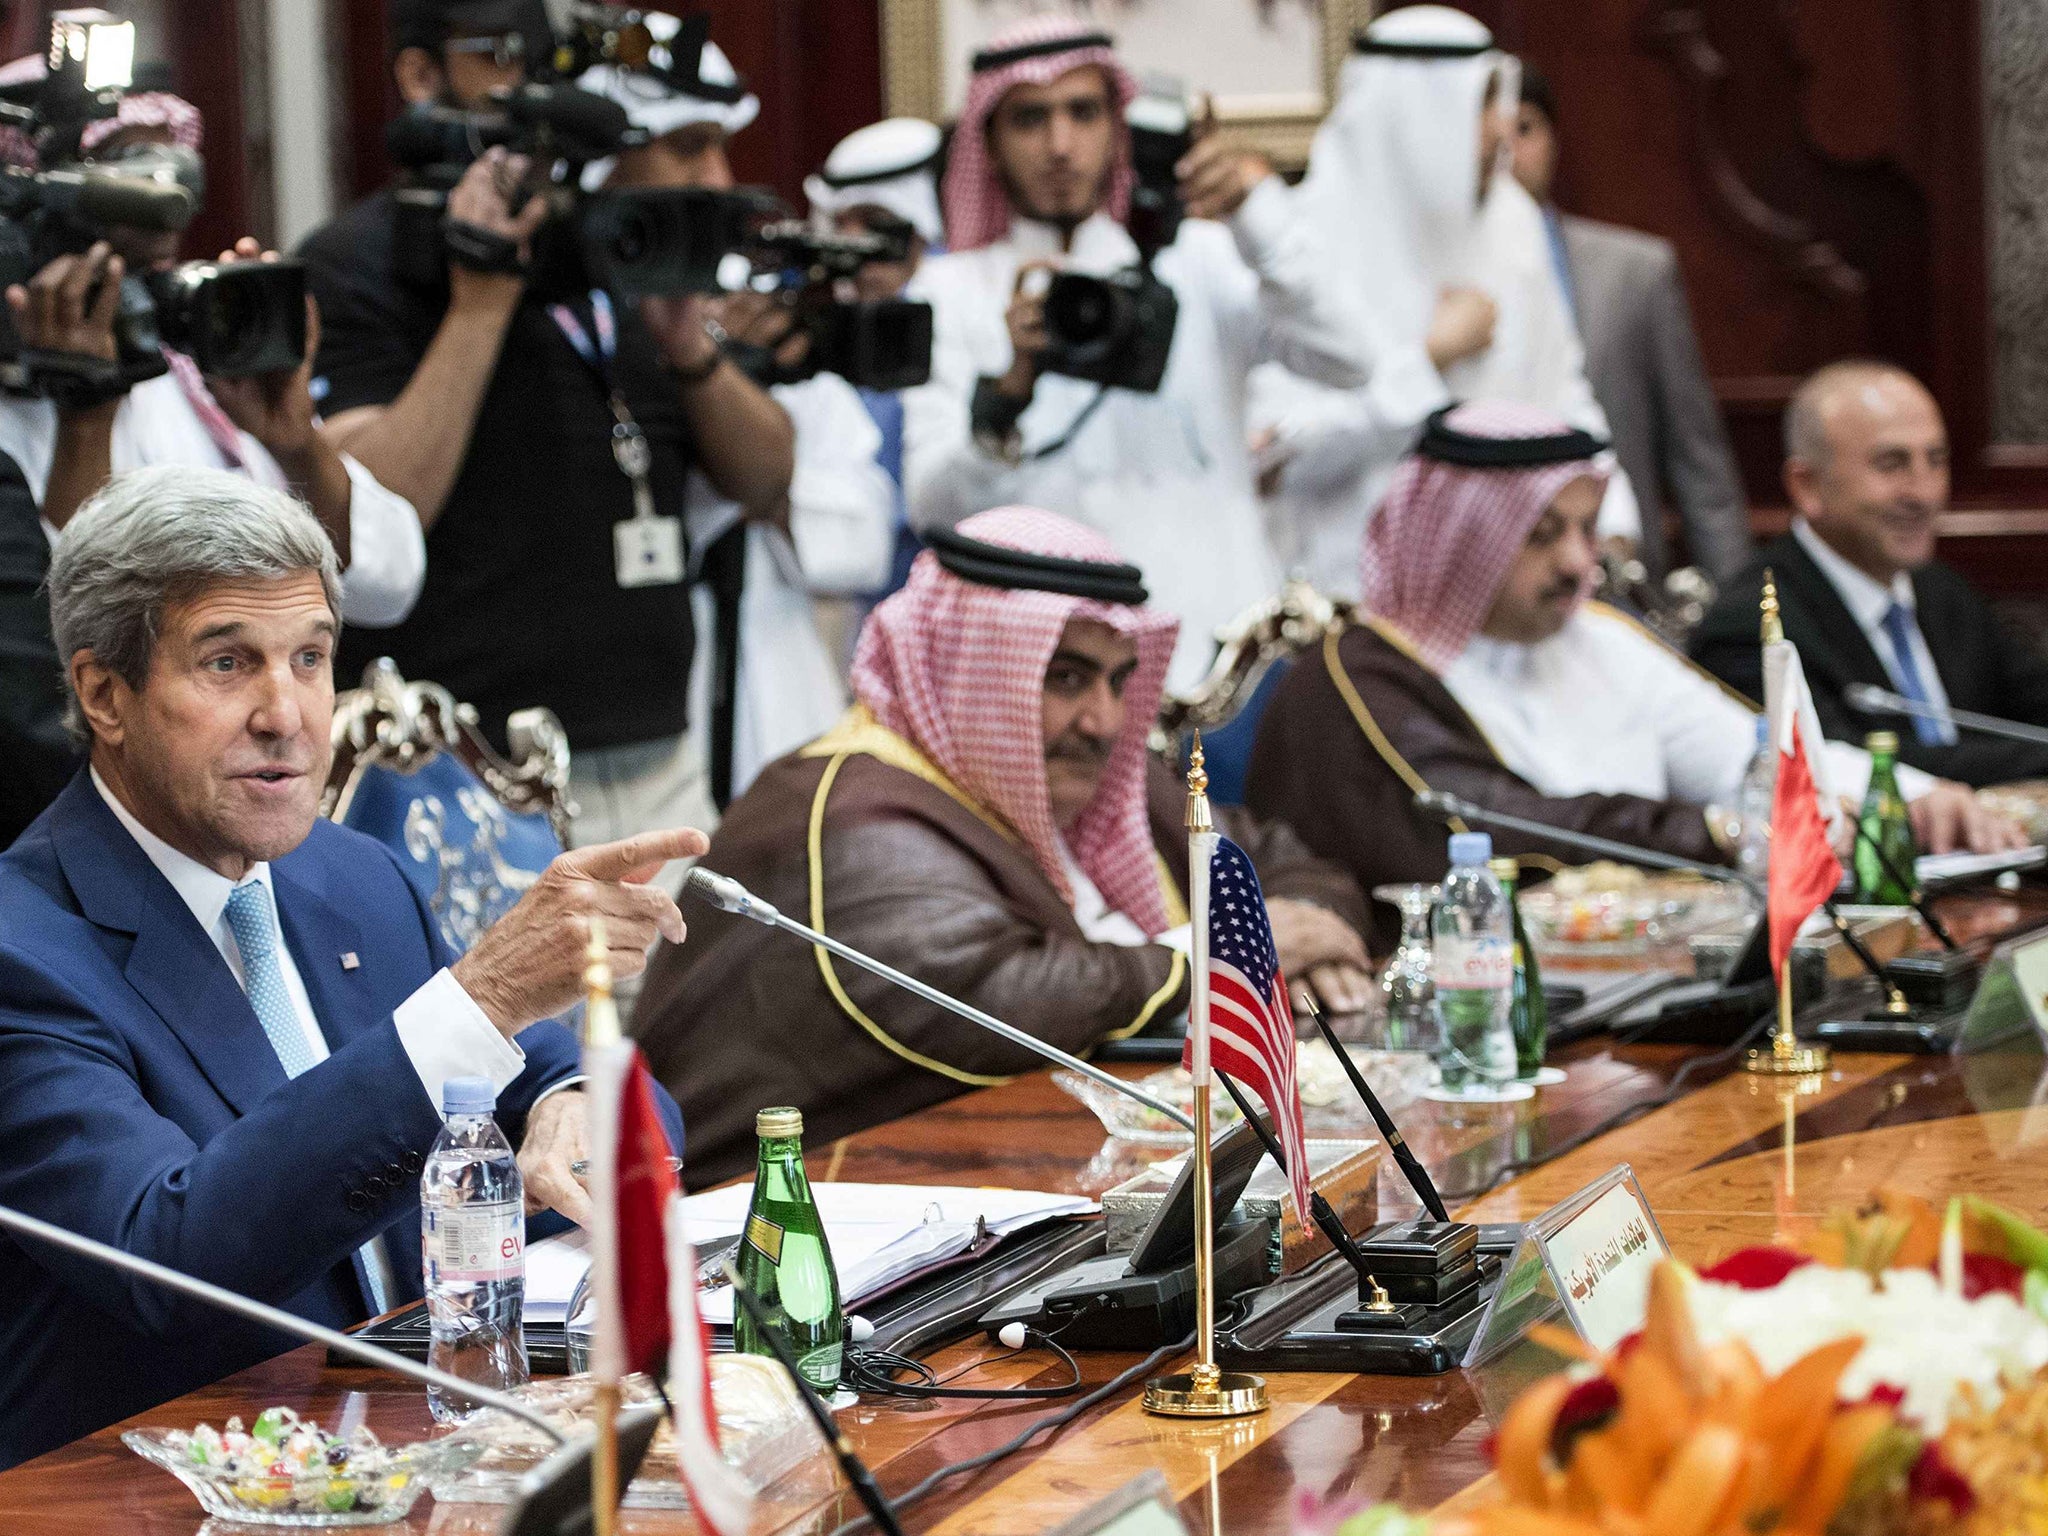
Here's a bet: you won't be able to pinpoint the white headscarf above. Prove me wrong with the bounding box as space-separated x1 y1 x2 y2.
803 118 944 246
576 16 759 191
1300 7 1625 465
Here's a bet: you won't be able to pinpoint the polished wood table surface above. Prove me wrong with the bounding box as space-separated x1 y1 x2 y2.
6 896 2048 1534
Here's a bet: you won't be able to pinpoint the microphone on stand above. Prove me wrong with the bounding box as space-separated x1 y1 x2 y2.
1845 682 2048 749
1413 789 1760 896
683 868 1197 1132
0 1201 696 1536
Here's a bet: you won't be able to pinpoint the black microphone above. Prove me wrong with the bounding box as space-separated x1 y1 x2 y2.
1298 996 1450 1224
1413 789 1760 895
682 868 1197 1132
13 164 200 232
1845 682 2048 749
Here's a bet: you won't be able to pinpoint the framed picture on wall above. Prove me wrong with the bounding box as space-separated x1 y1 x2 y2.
879 0 1361 171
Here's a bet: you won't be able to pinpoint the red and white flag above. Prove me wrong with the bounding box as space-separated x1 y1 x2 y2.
1179 833 1314 1222
1763 638 1845 982
584 1039 755 1536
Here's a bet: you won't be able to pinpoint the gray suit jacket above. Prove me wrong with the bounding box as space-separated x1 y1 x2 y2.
1561 213 1751 582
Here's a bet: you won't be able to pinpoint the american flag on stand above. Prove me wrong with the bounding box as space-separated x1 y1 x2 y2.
1180 835 1313 1221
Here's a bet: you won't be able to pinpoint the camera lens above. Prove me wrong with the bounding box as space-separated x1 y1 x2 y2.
1045 275 1116 346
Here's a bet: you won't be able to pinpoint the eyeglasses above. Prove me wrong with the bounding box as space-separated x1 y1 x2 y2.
444 32 526 70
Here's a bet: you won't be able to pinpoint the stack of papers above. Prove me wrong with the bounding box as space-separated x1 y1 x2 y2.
1916 846 2047 887
527 1183 1098 1328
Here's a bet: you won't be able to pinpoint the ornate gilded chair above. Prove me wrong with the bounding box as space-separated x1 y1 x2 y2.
323 659 572 955
1157 580 1352 805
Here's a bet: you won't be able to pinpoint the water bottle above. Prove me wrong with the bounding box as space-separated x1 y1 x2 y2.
1432 833 1517 1095
1854 730 1918 904
1736 713 1775 883
1489 856 1548 1080
421 1077 528 1423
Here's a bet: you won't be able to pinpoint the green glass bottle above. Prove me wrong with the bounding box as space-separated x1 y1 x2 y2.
1853 731 1918 905
733 1107 844 1393
1490 857 1549 1079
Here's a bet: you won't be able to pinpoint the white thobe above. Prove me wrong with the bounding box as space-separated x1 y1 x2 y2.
4 372 427 628
902 179 1369 688
1438 605 1933 810
686 370 896 797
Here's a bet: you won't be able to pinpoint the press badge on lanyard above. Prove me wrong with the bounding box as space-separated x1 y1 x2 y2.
549 291 685 588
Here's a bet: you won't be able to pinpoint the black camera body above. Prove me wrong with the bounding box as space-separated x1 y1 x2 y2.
149 260 309 378
579 185 763 299
1036 93 1189 396
733 220 932 392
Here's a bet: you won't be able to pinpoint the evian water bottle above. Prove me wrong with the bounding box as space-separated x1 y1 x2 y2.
1431 833 1519 1097
421 1076 528 1422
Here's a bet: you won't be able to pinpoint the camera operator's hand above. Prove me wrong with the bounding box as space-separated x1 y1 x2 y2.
202 239 321 458
6 241 122 369
446 147 547 310
638 291 796 530
1176 136 1273 223
712 291 810 373
1426 285 1498 371
997 260 1054 403
639 292 722 375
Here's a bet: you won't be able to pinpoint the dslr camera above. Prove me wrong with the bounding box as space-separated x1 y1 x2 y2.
1036 82 1187 395
0 10 307 399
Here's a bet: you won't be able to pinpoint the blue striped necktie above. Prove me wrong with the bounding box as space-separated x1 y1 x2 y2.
1879 601 1955 746
224 880 391 1314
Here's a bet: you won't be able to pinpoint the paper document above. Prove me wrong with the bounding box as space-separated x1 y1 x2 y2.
525 1183 1097 1327
1917 846 2047 888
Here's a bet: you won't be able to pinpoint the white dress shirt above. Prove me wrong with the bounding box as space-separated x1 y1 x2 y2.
1792 517 1957 738
4 373 427 627
902 179 1370 688
1438 605 1932 811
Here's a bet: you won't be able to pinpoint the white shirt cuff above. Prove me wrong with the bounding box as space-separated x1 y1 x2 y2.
1154 924 1193 956
335 454 428 628
393 967 527 1112
1225 174 1292 271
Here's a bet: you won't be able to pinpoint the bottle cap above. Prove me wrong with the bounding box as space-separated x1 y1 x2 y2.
1447 831 1492 867
1865 730 1900 754
1487 855 1519 881
756 1106 804 1139
443 1076 496 1115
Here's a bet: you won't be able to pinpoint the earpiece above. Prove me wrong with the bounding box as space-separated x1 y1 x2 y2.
848 1314 875 1343
997 1321 1029 1350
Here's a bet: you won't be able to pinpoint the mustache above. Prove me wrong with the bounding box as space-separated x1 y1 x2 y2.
1046 732 1114 768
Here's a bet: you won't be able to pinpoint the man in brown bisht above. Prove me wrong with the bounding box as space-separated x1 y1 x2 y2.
632 505 1370 1186
1246 399 2014 954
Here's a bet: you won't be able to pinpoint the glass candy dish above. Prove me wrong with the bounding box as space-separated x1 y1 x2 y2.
123 1411 483 1527
1054 1041 1439 1145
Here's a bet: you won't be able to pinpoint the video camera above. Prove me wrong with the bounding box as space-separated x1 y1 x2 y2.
1036 82 1187 395
386 8 932 389
0 10 309 400
728 220 932 391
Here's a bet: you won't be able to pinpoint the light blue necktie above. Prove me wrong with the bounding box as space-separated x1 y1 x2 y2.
224 880 391 1313
224 881 318 1078
1879 601 1955 746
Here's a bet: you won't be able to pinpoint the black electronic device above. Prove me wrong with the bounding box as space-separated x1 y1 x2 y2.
726 218 934 390
147 258 309 378
1217 1220 1517 1375
1608 912 1774 1046
500 1402 665 1536
977 1117 1273 1349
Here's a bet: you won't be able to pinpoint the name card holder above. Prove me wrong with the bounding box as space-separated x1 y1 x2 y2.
1462 1163 1668 1369
1955 930 2048 1054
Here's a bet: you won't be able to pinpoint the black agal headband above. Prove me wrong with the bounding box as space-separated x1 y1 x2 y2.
971 31 1114 73
1416 405 1607 468
925 526 1149 605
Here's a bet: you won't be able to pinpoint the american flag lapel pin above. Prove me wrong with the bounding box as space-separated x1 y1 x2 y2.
340 952 361 971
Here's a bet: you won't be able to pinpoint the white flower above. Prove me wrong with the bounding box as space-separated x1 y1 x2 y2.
1685 1265 2048 1433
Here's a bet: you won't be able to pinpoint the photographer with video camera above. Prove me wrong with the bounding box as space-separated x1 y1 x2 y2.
298 0 794 860
903 16 1368 687
0 65 427 631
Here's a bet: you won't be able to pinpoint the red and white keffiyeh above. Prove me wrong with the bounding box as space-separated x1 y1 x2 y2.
940 13 1137 253
0 54 203 169
1359 399 1607 673
850 506 1180 936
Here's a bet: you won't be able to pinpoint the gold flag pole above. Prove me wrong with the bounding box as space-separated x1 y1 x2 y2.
1744 571 1832 1077
1144 734 1268 1418
583 918 622 1536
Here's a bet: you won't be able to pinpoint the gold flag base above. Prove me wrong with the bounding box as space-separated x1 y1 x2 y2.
1142 1363 1270 1418
1743 1041 1831 1075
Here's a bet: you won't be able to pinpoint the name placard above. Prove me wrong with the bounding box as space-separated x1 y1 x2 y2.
1463 1163 1669 1369
1958 930 2048 1052
1045 1471 1190 1536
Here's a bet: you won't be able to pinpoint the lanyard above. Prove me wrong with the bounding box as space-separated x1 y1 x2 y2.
548 290 657 521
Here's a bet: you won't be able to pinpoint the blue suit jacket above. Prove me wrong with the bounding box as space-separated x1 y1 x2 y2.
0 772 680 1468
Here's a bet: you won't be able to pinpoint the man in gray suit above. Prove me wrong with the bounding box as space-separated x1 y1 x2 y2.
1512 71 1752 583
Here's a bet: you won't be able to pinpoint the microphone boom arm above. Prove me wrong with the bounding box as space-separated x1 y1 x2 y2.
684 869 1197 1133
1415 791 1762 897
0 1200 567 1444
1846 682 2048 749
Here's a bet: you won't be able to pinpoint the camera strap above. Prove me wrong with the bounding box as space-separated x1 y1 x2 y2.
549 291 685 589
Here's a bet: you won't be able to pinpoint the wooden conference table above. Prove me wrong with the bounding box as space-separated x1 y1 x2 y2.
7 890 2048 1534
